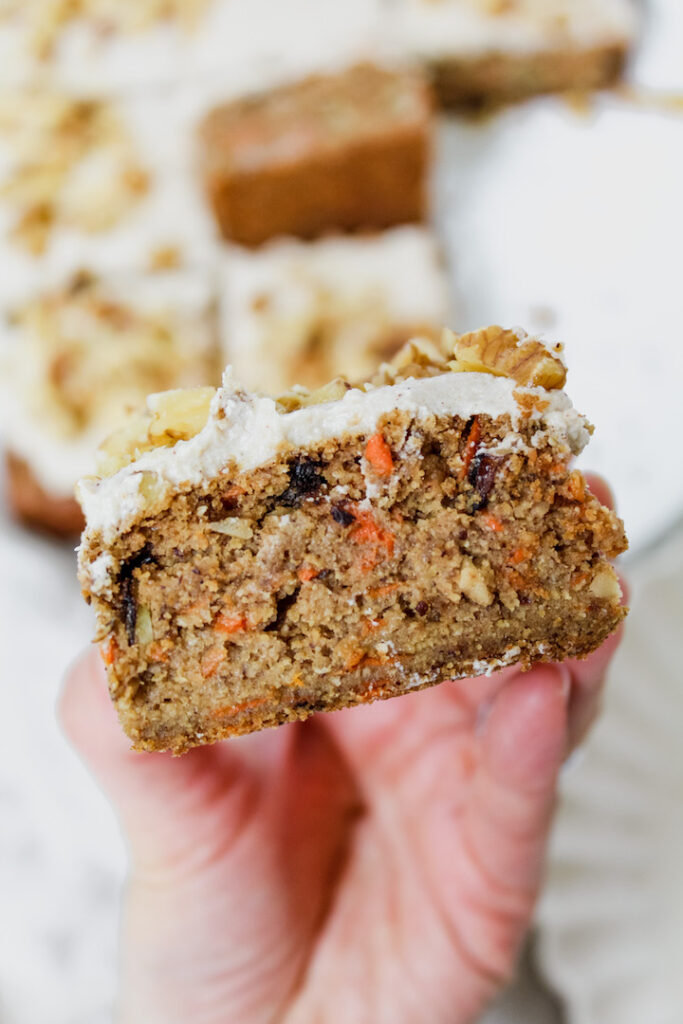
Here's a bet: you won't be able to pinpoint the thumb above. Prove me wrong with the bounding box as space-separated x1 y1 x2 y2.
59 648 251 868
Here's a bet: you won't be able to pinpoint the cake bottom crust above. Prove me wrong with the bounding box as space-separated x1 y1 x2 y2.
118 602 624 754
5 452 84 537
432 43 629 108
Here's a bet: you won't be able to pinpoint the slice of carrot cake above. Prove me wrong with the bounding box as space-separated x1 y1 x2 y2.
391 0 640 108
198 63 433 246
77 326 627 753
1 270 219 535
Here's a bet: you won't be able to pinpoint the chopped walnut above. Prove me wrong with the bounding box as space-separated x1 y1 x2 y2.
445 326 567 390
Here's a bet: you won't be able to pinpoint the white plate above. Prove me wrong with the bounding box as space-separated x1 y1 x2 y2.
536 524 683 1024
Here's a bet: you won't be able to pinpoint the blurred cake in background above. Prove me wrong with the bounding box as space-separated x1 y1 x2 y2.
220 227 450 393
391 0 640 107
0 0 385 96
0 270 219 535
199 64 434 247
0 86 219 309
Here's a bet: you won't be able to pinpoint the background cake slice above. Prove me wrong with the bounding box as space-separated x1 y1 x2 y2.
77 326 627 753
1 270 219 535
391 0 640 108
220 227 451 393
199 63 433 246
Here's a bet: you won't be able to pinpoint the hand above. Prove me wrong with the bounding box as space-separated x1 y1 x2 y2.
60 477 624 1024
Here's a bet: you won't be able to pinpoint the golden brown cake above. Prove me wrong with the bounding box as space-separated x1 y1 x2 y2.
1 270 219 536
78 326 627 753
392 0 640 108
198 63 433 246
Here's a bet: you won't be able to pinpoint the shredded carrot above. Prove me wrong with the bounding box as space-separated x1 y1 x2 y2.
459 417 481 480
211 696 269 719
200 646 227 678
567 471 586 502
297 565 319 582
351 510 395 572
365 433 395 476
367 582 403 599
509 547 532 565
214 614 248 635
148 641 169 664
222 485 246 503
571 571 590 589
483 513 504 532
362 617 385 634
360 655 399 669
344 650 366 671
100 635 117 666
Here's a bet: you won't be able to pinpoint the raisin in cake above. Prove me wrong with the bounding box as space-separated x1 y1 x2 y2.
77 326 627 753
392 0 639 108
1 270 218 535
199 63 433 246
221 227 450 394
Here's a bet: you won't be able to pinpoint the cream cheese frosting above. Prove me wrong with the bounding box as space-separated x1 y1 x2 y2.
77 365 591 546
392 0 639 60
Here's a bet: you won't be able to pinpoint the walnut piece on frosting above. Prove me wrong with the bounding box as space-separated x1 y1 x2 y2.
97 387 215 477
445 326 567 390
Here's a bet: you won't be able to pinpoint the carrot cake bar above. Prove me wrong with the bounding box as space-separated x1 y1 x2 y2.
391 0 640 108
0 87 218 305
220 227 451 394
1 270 219 535
77 326 627 752
0 0 383 97
199 63 433 247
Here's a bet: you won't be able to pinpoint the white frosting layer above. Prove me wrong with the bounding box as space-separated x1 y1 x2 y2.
77 367 591 545
392 0 639 60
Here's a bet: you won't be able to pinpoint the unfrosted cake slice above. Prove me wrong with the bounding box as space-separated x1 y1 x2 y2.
220 227 451 393
77 326 627 753
199 63 433 246
1 270 219 535
392 0 640 108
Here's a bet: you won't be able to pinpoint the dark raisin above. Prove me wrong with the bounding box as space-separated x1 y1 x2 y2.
117 543 156 582
121 578 137 646
331 503 355 527
264 588 300 632
519 594 532 606
117 544 156 645
275 458 326 507
467 453 501 512
416 601 429 616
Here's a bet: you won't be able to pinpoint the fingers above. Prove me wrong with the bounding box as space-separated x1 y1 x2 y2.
464 666 569 894
59 648 253 868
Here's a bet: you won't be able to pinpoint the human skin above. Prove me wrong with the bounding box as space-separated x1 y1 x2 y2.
61 477 623 1024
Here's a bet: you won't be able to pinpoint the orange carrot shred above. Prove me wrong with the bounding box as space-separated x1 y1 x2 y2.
201 646 227 678
459 417 481 480
214 614 247 635
365 433 394 476
297 565 319 582
483 513 504 532
211 696 269 719
100 636 117 666
509 547 531 565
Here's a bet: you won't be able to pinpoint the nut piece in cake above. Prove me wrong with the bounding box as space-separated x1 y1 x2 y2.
220 227 450 394
391 0 640 108
0 271 219 536
77 326 627 753
199 64 434 246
